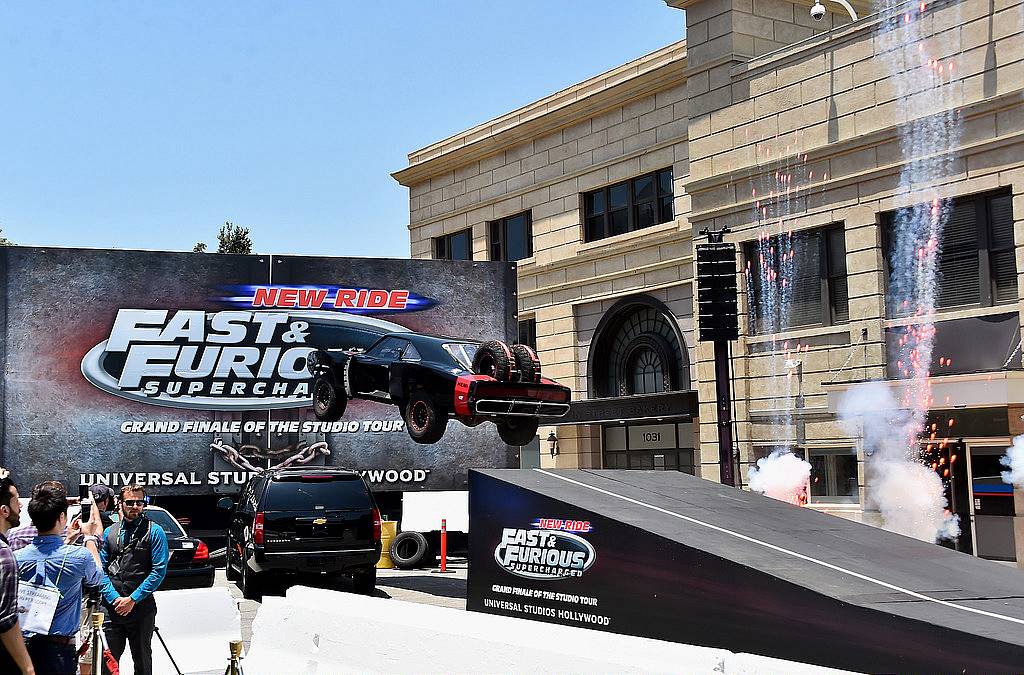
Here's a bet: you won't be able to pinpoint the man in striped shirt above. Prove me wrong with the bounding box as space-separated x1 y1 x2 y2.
0 469 34 675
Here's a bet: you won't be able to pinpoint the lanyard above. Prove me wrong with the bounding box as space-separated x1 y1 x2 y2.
22 546 72 600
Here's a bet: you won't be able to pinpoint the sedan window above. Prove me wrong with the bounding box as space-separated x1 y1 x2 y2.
367 337 406 359
401 343 421 361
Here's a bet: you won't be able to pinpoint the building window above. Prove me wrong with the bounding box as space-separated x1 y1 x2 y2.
884 190 1017 314
804 447 858 504
603 423 695 475
517 318 537 350
590 298 688 398
630 348 664 395
744 225 848 333
490 212 533 262
583 168 674 243
433 229 472 260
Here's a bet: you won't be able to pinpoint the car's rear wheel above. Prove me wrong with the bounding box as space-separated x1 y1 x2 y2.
351 565 377 595
511 344 541 383
390 531 431 569
496 418 540 446
472 340 514 381
404 390 447 444
312 376 346 422
240 554 263 601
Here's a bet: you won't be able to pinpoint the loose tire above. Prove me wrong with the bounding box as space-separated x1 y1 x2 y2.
496 417 540 446
352 565 377 595
390 531 431 569
511 344 541 383
404 390 447 444
472 340 515 381
312 376 346 422
240 554 263 601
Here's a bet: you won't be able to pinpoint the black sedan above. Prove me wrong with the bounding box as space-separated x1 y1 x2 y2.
145 506 216 590
307 332 571 445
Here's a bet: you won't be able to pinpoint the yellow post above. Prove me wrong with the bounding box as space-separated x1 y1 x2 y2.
228 639 244 675
377 521 398 568
90 612 103 674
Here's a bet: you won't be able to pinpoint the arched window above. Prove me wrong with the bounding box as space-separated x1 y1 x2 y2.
589 296 688 398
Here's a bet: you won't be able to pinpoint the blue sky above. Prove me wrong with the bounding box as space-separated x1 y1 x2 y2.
0 2 684 258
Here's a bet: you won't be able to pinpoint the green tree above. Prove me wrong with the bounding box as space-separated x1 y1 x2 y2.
0 233 12 246
217 222 253 254
192 242 207 253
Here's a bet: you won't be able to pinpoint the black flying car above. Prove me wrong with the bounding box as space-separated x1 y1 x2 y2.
306 333 571 445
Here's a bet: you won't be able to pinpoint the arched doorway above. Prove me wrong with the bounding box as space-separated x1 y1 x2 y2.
587 295 695 473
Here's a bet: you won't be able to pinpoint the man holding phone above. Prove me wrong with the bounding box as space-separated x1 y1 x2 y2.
99 484 168 675
13 481 105 673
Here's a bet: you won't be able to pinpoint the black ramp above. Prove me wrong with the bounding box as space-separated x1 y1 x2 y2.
466 469 1024 673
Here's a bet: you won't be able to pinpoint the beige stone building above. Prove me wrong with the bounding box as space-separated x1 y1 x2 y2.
394 0 1024 565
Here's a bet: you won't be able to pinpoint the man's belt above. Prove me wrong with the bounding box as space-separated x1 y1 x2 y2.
26 634 75 646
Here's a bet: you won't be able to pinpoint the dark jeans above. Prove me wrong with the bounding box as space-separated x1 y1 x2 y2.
103 596 157 675
0 645 20 674
24 637 77 675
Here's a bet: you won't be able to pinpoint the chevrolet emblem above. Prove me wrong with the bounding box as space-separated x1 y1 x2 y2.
313 517 327 526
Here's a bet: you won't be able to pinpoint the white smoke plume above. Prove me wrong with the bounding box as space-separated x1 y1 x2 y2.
748 450 810 506
1001 435 1024 488
839 381 959 542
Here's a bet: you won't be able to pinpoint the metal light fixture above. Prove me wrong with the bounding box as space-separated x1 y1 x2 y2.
547 431 559 457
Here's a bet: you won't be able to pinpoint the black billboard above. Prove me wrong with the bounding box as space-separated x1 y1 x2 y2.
0 247 518 494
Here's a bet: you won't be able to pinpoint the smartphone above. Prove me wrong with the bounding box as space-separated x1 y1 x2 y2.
79 485 93 523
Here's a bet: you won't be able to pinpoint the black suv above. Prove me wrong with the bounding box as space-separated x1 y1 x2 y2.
218 468 382 599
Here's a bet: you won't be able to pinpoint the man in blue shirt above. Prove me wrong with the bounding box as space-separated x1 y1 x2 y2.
14 481 105 674
99 484 168 675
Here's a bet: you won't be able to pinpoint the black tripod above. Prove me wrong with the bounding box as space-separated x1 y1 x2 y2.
153 625 183 675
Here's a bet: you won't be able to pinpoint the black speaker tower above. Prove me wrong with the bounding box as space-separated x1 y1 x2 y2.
696 229 739 487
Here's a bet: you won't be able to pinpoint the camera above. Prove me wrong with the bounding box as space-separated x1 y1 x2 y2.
810 1 827 21
79 485 93 523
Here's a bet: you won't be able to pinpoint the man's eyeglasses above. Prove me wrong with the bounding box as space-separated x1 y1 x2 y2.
122 500 145 507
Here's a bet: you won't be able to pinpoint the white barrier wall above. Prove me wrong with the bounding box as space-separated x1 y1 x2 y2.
245 586 858 674
116 587 241 675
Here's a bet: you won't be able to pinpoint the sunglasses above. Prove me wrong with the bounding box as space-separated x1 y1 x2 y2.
122 500 145 507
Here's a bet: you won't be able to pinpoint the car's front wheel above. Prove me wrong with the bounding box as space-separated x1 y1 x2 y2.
312 376 347 422
496 417 540 446
404 390 447 444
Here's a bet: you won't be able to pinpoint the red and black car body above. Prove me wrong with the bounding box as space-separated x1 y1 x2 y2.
306 332 570 445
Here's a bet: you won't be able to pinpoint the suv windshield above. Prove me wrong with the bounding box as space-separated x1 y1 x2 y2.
145 509 185 537
266 475 370 511
443 343 478 370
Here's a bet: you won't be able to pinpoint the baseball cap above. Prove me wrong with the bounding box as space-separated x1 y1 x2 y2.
89 485 115 502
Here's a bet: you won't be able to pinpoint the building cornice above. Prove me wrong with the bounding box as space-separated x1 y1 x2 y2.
683 92 1024 223
392 41 687 187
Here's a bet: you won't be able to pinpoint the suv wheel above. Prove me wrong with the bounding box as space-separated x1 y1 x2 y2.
240 554 263 601
312 376 347 422
404 390 447 444
225 534 239 582
352 565 376 595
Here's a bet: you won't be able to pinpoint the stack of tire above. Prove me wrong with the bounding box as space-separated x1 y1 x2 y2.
471 340 543 446
471 340 542 384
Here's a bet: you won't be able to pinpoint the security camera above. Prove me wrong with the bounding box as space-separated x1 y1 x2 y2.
810 1 827 21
